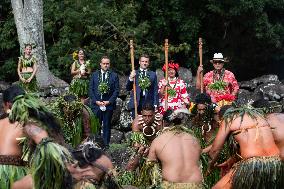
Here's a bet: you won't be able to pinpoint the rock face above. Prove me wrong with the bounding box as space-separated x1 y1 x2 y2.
254 82 284 101
236 89 262 105
237 74 284 112
110 129 124 144
115 95 132 132
111 98 123 126
119 75 129 97
40 86 69 97
0 81 10 92
106 143 132 168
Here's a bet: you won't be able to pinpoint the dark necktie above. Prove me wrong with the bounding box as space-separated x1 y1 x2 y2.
102 72 106 82
142 70 146 77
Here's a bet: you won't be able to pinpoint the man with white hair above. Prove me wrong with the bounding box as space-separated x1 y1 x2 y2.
196 53 239 104
146 109 203 188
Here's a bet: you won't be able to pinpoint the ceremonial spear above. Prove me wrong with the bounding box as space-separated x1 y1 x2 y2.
199 38 204 93
164 39 169 110
130 40 138 118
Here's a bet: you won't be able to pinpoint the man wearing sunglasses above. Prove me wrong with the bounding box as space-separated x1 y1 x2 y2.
196 53 239 104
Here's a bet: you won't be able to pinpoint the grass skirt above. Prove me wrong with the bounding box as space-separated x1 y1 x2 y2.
31 137 73 189
73 181 97 189
70 78 89 98
20 72 38 92
232 156 284 189
0 164 27 189
161 180 203 189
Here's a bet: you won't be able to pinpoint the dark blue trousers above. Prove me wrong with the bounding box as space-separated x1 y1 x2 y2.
96 109 113 146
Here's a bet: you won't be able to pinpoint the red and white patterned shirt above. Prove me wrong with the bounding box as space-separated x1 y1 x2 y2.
158 78 190 114
203 69 239 103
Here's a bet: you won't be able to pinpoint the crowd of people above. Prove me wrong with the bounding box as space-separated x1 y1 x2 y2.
2 44 281 188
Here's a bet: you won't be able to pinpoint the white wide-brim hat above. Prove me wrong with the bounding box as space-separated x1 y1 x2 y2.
210 53 226 63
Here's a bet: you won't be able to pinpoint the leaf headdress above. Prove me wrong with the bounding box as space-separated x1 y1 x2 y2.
222 103 266 129
9 93 48 124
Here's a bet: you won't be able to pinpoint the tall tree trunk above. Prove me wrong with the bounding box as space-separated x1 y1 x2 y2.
11 0 68 88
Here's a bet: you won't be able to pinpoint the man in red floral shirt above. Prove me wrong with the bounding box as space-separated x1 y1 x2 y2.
196 53 239 104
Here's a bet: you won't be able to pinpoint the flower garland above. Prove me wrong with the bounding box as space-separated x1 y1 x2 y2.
215 94 236 103
213 68 225 82
166 78 178 98
167 88 176 97
98 71 110 95
20 55 36 68
208 68 227 91
72 50 78 61
208 81 227 91
74 60 91 70
138 72 151 91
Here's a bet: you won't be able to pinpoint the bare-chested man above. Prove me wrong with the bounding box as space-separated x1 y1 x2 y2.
191 93 219 150
0 85 28 188
131 103 162 146
209 105 284 189
252 99 284 160
3 85 75 189
147 109 203 188
267 114 284 159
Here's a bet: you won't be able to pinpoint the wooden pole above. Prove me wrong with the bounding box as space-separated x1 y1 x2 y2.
164 39 169 110
199 38 204 93
130 40 138 117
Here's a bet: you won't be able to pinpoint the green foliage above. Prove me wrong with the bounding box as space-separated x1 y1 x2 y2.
0 0 284 82
208 81 227 91
0 0 19 81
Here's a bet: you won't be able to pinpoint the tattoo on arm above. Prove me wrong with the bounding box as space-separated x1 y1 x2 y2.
26 125 43 137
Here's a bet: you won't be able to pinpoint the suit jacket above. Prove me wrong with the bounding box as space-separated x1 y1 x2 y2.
89 70 119 114
126 70 158 109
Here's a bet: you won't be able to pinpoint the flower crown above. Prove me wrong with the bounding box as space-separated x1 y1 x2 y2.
24 43 36 49
162 61 180 72
72 50 78 61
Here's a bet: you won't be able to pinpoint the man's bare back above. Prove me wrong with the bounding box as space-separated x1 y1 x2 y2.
148 130 202 184
267 113 284 159
0 118 23 156
227 114 279 158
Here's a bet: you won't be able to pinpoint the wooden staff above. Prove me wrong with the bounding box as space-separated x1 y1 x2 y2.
164 39 169 110
199 38 204 93
130 40 138 118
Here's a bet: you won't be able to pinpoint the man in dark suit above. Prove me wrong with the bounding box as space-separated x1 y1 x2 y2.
89 56 119 147
126 54 159 118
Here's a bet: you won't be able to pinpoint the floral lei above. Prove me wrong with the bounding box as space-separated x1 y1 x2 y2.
98 71 110 95
208 68 227 91
20 55 36 68
166 78 178 97
138 71 151 91
74 60 91 69
213 68 225 82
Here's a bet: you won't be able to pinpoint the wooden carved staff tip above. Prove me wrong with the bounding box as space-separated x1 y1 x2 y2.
199 38 202 47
